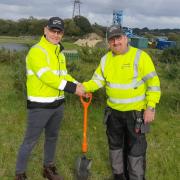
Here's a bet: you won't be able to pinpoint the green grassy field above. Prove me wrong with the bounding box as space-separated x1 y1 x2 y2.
0 36 79 50
0 48 179 180
0 36 37 44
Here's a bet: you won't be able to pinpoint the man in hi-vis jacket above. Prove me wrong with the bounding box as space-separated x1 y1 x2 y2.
82 25 161 180
15 17 84 180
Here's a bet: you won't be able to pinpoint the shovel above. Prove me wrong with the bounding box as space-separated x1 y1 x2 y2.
75 93 92 180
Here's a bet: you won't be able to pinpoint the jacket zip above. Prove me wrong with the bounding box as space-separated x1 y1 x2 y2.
55 46 61 98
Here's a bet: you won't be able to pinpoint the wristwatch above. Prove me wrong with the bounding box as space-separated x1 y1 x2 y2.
147 106 155 112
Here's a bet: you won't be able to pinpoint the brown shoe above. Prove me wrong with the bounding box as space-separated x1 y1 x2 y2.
15 173 27 180
43 164 63 180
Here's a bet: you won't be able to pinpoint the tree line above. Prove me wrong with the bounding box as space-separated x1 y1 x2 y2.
0 16 106 37
0 16 180 39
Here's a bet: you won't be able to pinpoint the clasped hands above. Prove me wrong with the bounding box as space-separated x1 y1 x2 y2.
75 83 89 97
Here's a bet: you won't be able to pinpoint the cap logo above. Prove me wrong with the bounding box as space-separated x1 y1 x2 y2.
109 26 118 32
53 20 62 25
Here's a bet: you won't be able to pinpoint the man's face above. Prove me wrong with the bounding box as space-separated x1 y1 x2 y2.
108 35 128 55
44 27 64 45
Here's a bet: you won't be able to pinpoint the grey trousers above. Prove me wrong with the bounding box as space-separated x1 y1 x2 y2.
15 104 64 174
106 108 147 179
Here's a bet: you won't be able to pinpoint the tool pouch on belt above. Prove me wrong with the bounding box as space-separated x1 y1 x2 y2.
104 107 112 125
133 110 150 134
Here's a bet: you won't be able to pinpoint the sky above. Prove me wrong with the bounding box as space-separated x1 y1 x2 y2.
0 0 180 29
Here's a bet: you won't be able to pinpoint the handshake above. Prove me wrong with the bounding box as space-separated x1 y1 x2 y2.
75 83 89 97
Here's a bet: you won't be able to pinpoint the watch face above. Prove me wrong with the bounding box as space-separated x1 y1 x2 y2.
147 107 155 112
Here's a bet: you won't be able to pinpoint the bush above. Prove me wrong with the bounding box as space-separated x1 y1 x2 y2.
0 49 27 96
78 46 107 64
166 63 180 79
159 47 180 64
12 56 27 96
0 48 15 63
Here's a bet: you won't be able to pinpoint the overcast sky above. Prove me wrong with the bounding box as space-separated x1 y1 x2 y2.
0 0 180 29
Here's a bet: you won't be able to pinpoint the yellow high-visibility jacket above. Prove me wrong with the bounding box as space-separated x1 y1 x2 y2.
83 46 161 111
26 36 77 108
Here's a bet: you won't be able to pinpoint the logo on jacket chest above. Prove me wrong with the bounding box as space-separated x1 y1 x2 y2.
121 63 132 69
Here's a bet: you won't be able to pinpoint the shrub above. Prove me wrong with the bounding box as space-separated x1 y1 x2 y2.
12 55 27 96
0 49 27 96
78 46 107 64
159 47 180 64
0 48 15 63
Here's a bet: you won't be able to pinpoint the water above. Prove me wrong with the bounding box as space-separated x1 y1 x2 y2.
0 43 27 51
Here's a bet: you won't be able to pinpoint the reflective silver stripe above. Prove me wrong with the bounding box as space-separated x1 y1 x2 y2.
52 70 67 76
27 69 68 77
93 79 104 88
133 49 141 83
134 80 144 88
134 71 157 88
131 49 142 88
105 50 142 90
109 94 145 104
108 78 160 89
148 86 161 91
58 80 67 90
142 71 157 82
37 67 50 78
27 70 34 75
107 82 137 89
101 55 107 75
60 70 67 75
92 73 104 81
52 70 59 75
28 95 64 103
32 45 50 64
74 81 79 84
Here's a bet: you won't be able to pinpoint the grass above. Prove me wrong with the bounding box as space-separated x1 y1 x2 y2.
0 36 38 44
0 64 27 179
62 42 80 50
0 50 179 180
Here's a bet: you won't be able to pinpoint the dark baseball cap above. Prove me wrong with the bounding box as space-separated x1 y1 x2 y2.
47 17 64 31
107 25 124 40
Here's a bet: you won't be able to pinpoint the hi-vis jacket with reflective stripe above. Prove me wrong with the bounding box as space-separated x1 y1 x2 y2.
26 36 77 108
83 46 161 111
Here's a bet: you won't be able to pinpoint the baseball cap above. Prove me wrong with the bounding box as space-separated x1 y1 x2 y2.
47 17 64 31
107 25 124 40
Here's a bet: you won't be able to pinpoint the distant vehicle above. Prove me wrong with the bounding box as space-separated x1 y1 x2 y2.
156 39 176 50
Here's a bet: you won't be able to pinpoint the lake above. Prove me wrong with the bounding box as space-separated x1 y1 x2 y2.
0 43 28 51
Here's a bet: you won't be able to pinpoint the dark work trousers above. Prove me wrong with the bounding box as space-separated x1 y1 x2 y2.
105 108 147 180
15 104 64 174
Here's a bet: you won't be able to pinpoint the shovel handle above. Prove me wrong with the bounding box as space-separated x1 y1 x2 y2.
80 93 92 153
80 93 92 109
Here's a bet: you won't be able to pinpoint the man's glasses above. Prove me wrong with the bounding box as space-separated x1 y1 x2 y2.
47 27 63 35
108 35 123 43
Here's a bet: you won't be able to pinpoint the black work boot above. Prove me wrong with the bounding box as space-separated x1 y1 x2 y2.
114 173 126 180
43 164 63 180
15 173 27 180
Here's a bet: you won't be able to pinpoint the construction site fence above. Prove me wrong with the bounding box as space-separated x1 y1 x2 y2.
64 51 80 61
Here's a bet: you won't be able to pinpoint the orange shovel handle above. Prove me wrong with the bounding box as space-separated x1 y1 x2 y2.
80 93 92 109
80 93 92 153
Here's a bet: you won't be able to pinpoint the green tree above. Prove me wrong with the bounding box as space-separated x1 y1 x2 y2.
17 18 30 35
73 15 92 35
64 19 81 36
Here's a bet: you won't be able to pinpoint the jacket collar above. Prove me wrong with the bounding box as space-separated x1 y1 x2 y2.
40 35 64 52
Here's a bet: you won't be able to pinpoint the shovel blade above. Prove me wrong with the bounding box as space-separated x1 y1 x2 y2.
75 155 92 180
